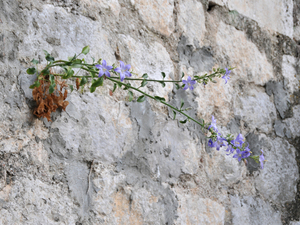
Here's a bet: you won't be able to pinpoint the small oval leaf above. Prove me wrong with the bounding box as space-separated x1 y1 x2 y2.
26 67 36 75
82 46 90 55
137 95 146 103
128 91 133 102
80 76 88 86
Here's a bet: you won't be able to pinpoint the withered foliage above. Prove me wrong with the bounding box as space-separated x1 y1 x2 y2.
32 78 69 121
76 78 80 90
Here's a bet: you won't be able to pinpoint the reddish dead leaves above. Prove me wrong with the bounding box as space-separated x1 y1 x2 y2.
32 78 69 121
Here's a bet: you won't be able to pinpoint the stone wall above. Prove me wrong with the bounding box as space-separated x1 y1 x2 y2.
0 0 300 224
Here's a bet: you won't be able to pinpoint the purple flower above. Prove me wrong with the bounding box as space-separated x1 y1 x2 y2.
95 60 113 77
208 134 227 151
231 133 244 148
241 149 251 159
215 135 227 151
208 115 218 132
182 76 196 90
226 145 235 155
208 139 216 148
114 61 132 81
259 150 265 169
222 68 231 84
233 149 243 162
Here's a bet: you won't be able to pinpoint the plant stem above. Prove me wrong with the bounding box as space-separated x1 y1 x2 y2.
107 77 205 128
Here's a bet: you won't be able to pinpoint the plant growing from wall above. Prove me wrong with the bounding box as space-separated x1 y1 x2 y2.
26 46 265 169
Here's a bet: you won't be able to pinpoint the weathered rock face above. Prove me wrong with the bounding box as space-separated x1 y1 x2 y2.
0 0 300 224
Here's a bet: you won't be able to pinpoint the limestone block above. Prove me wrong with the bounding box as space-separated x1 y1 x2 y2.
194 77 234 124
282 105 300 139
230 196 282 225
52 93 134 162
19 4 115 66
290 222 300 225
122 35 174 101
209 0 227 7
0 177 78 224
177 0 206 47
234 89 276 133
133 0 175 36
227 0 293 37
203 147 246 186
175 195 225 225
90 0 121 17
216 22 274 86
282 55 299 94
255 135 298 204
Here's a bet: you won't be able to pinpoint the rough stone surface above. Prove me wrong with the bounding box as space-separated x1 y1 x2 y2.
231 195 282 225
1 0 300 224
177 0 206 47
227 0 294 37
132 0 175 36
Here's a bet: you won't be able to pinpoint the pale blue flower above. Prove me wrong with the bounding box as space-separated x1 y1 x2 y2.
182 76 196 90
222 68 231 84
95 60 113 77
114 61 132 81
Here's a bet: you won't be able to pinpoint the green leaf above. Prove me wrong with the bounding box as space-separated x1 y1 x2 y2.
154 96 166 102
43 50 49 56
90 76 104 92
112 83 117 92
49 84 55 94
181 72 185 78
26 67 36 75
45 54 55 62
141 79 148 87
211 80 217 83
117 82 122 88
80 76 88 86
49 74 55 85
69 85 74 92
68 54 76 61
92 57 95 63
90 71 96 78
128 91 133 102
123 83 131 90
180 100 184 109
62 69 74 79
175 83 180 89
161 72 166 79
29 80 40 89
71 59 83 68
90 86 96 93
142 73 148 79
159 81 165 88
137 95 146 102
180 119 187 124
249 155 260 163
82 46 90 55
173 110 176 120
41 68 50 76
31 59 39 65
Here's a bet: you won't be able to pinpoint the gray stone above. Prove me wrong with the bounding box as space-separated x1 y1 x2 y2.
1 0 300 224
227 0 293 37
230 195 282 225
255 135 298 204
266 81 291 119
177 36 215 74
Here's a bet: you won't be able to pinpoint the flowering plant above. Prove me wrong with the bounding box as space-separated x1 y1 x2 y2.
26 46 265 168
